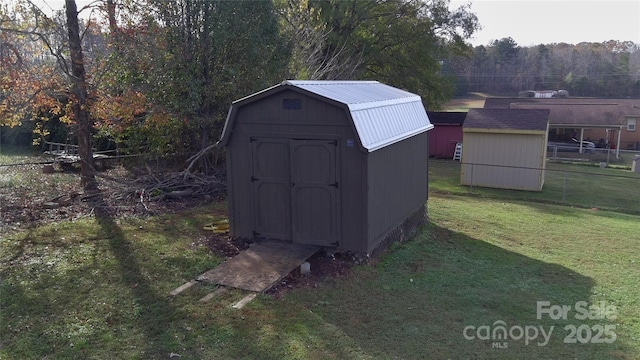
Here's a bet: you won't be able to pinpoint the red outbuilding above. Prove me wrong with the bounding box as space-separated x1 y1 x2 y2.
427 112 466 158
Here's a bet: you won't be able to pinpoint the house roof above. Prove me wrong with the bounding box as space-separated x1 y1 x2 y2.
220 80 433 152
483 98 640 127
463 108 550 132
427 111 466 125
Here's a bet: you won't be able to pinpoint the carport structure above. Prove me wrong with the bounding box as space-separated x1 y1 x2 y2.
484 98 640 158
509 102 624 158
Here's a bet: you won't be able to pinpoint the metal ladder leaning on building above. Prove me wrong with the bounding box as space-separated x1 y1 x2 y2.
453 142 462 161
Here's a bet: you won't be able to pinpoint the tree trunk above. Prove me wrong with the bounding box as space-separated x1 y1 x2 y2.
65 0 97 191
106 0 118 35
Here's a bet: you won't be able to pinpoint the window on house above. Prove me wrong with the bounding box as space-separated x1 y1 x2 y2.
628 118 637 131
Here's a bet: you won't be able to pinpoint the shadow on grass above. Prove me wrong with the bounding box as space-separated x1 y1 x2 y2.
283 223 632 359
0 199 186 358
92 203 182 357
2 196 634 358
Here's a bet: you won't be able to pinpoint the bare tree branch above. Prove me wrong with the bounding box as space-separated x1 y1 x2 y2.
1 0 71 76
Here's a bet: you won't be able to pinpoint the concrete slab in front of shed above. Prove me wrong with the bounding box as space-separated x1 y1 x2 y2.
197 240 319 292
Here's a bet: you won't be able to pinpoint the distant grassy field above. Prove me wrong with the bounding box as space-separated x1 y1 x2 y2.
1 154 639 359
441 92 491 111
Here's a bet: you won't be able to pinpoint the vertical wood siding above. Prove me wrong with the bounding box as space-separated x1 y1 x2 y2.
226 92 366 251
366 132 429 251
461 132 545 191
429 126 463 158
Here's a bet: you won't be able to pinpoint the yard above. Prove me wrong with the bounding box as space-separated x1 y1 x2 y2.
1 153 639 359
429 159 640 214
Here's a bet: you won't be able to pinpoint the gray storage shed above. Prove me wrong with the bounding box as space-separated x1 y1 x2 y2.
219 80 433 254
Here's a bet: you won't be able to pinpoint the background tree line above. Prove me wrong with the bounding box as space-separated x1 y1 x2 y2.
1 0 477 156
445 37 640 97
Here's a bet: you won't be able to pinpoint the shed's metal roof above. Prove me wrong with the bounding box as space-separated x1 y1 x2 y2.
284 80 416 108
220 80 432 152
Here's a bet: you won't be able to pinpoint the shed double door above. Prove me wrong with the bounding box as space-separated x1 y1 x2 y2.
251 137 339 247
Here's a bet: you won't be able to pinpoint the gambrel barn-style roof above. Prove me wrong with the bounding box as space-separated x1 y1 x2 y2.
220 80 433 152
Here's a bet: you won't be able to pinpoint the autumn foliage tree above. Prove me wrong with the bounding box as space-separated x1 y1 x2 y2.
0 3 69 136
3 0 482 176
0 0 99 191
91 0 290 170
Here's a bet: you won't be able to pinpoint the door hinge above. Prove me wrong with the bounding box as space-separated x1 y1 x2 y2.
251 176 259 182
253 231 261 237
330 241 339 247
249 137 257 142
330 182 339 188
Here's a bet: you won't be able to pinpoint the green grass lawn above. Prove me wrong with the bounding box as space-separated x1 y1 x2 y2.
1 162 639 358
0 157 76 194
430 159 640 214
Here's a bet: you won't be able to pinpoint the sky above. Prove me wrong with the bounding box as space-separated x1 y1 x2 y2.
450 0 640 47
31 0 640 47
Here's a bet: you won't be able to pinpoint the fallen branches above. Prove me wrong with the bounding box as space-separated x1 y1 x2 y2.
183 143 219 175
124 169 226 204
1 161 226 235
